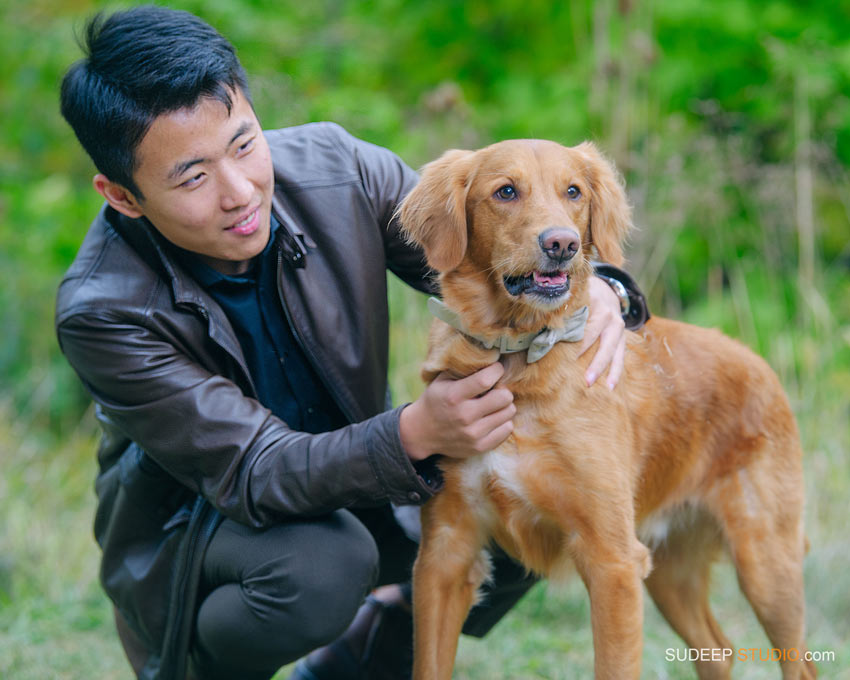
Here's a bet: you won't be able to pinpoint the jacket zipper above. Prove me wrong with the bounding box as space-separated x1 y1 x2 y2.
274 246 357 425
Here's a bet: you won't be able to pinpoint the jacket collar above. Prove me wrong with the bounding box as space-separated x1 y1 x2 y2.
271 193 316 268
107 208 195 301
107 208 254 390
107 197 315 304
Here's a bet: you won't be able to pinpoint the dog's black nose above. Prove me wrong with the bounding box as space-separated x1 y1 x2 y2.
539 228 580 262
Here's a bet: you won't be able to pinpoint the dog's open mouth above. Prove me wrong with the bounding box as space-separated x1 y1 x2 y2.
503 270 570 299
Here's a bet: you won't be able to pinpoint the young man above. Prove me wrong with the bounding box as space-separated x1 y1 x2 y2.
57 6 648 680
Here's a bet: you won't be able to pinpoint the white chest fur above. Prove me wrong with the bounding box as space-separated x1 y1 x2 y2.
458 450 529 526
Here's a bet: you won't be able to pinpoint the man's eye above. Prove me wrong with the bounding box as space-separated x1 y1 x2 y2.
495 185 517 200
238 138 255 154
567 185 582 200
181 173 204 188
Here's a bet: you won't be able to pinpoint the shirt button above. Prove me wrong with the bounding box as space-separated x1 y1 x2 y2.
306 407 315 414
407 491 421 503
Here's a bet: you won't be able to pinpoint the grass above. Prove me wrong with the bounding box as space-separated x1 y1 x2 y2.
0 406 126 679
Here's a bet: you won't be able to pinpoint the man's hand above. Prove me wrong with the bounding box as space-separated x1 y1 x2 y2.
579 276 627 389
400 362 515 462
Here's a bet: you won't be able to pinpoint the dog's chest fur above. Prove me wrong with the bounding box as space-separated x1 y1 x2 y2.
430 340 604 574
451 445 578 579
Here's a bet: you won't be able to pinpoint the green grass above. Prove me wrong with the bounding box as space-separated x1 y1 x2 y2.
0 408 126 679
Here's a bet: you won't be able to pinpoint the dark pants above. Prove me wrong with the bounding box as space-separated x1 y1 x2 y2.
190 505 537 680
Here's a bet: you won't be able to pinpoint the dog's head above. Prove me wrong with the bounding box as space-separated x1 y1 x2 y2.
400 139 632 332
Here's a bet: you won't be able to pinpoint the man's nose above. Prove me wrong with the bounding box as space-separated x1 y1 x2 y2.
219 163 253 211
538 227 580 263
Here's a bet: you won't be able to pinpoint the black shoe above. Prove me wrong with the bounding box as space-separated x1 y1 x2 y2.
288 594 413 680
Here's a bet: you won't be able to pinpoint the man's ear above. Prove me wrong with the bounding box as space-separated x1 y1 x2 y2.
575 142 632 267
398 149 475 272
93 174 144 219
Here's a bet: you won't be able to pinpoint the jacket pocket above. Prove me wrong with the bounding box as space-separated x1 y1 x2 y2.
95 443 194 654
120 444 191 523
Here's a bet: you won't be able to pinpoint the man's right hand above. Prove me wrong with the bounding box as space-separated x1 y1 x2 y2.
399 362 515 462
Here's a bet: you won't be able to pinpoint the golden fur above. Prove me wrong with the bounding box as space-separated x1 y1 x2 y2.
399 140 815 680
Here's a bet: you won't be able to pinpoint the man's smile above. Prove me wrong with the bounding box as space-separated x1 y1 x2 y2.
227 206 261 235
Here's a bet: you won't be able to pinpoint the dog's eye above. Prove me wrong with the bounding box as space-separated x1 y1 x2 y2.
495 185 517 201
567 185 582 200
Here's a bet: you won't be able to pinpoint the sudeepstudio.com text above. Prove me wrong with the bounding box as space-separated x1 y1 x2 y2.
666 647 835 664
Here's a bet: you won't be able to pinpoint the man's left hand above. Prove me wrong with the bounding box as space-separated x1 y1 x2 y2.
578 276 627 389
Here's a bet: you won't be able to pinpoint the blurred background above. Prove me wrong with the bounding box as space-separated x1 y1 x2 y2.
1 0 848 677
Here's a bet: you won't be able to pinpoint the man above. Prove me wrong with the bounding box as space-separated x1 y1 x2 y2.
57 6 648 680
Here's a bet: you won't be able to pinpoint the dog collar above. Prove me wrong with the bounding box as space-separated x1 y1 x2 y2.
427 297 589 363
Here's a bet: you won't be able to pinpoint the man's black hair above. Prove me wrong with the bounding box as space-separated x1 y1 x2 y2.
60 5 251 199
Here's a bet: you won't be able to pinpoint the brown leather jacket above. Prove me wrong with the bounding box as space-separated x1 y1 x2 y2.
56 123 441 679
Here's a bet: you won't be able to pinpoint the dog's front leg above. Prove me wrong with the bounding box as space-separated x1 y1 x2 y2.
412 483 490 680
574 533 651 680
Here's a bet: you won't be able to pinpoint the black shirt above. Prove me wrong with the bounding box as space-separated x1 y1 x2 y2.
178 218 347 434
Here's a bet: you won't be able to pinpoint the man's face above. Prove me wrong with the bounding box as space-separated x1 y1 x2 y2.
122 87 274 275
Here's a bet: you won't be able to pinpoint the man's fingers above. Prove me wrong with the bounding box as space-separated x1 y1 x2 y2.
472 385 513 416
579 275 618 357
577 320 602 358
468 401 516 445
584 317 624 387
453 362 505 399
475 419 515 454
605 333 627 390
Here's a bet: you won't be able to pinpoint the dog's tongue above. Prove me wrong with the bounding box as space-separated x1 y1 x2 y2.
533 271 567 286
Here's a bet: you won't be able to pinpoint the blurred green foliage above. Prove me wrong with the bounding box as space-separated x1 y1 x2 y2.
1 0 849 678
1 0 848 436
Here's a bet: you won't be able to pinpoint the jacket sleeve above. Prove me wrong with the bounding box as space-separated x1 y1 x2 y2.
331 125 437 295
57 310 438 527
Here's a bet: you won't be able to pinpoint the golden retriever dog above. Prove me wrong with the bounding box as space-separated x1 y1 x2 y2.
398 140 815 680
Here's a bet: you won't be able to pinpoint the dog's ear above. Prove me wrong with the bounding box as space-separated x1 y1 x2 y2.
576 142 632 267
399 149 475 272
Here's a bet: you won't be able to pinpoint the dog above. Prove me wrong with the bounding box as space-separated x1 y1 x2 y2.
398 139 815 680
